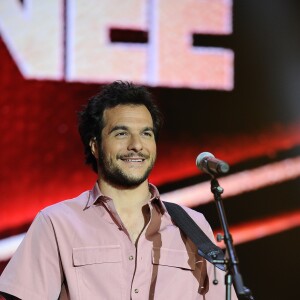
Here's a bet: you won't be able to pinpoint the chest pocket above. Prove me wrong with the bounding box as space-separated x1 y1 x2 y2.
152 247 196 270
72 245 123 299
73 245 122 266
151 246 206 298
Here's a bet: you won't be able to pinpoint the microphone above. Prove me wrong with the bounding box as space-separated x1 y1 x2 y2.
196 152 230 176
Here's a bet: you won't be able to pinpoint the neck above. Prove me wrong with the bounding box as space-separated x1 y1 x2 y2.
98 179 151 212
98 178 152 245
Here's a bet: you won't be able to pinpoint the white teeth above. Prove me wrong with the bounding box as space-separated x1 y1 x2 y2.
124 159 143 162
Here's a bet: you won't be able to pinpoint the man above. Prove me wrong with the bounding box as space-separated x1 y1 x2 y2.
0 81 237 299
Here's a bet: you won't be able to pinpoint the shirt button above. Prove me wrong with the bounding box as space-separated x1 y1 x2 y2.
129 255 134 260
134 289 139 293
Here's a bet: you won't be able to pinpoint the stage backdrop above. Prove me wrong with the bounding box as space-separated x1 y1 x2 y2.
0 1 300 299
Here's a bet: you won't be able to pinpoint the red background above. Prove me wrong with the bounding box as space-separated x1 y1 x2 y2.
1 2 300 299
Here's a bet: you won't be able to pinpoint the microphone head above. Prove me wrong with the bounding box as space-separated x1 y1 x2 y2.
196 152 230 175
196 152 214 170
218 162 230 173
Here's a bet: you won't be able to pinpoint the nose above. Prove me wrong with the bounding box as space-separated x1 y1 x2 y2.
127 134 143 152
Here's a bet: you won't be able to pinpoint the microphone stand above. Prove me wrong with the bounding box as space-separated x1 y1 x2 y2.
210 177 254 300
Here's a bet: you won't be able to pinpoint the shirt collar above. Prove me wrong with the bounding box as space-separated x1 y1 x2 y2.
85 182 166 214
85 182 107 209
148 183 166 214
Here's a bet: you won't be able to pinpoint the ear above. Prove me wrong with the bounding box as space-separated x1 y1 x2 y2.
89 137 99 159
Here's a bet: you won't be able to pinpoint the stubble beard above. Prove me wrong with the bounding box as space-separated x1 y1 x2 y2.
98 150 156 188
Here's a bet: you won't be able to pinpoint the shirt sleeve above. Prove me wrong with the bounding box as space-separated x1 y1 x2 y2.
0 212 63 300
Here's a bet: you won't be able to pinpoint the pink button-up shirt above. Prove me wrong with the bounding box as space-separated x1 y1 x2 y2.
0 183 237 299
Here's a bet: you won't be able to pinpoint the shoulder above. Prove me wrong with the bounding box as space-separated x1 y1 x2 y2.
180 205 207 223
163 201 209 225
163 201 215 241
23 189 92 243
41 190 90 218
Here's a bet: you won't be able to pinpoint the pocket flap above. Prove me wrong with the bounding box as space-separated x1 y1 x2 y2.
73 245 122 266
152 247 196 270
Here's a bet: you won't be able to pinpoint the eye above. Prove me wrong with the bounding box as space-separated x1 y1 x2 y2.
143 131 153 137
115 131 128 137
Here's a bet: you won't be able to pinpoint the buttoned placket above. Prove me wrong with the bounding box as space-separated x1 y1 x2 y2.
130 237 145 298
123 216 149 299
107 203 156 300
130 202 162 300
95 189 164 300
94 196 136 299
100 198 146 299
126 239 139 299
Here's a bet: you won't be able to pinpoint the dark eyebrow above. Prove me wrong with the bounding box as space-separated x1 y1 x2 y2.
142 126 154 133
108 125 154 135
108 125 129 134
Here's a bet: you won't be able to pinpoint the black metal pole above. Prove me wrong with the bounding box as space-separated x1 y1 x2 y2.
210 178 254 300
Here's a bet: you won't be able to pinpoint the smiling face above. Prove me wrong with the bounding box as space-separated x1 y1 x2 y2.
93 104 157 188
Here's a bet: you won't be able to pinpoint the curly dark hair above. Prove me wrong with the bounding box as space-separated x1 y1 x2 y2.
78 81 163 173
